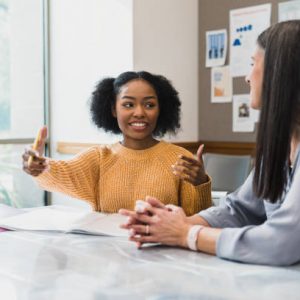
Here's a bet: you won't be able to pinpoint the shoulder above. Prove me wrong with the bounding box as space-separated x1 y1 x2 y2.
156 141 195 165
161 141 194 158
75 144 117 161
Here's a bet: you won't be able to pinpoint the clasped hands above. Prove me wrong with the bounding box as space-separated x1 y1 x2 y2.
119 196 191 249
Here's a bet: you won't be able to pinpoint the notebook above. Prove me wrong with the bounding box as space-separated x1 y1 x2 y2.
0 204 26 233
0 204 128 237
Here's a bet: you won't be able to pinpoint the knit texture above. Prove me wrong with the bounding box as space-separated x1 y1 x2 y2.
36 141 212 215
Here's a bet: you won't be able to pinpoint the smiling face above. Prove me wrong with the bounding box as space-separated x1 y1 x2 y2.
112 79 160 150
245 46 265 110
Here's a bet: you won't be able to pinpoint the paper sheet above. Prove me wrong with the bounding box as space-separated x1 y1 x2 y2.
230 4 271 77
279 0 300 21
211 66 232 103
206 29 227 67
232 94 260 132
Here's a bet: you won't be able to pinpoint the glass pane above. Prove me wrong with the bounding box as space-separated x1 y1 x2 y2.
0 0 10 133
0 144 44 207
0 0 44 139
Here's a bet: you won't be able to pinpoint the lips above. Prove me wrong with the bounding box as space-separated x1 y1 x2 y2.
129 122 148 130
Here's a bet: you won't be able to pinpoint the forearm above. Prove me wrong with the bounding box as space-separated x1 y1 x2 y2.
196 227 221 255
181 179 212 216
35 158 97 203
187 214 211 226
184 215 220 254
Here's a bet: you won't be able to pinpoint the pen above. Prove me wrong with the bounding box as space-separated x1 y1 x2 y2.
28 129 41 167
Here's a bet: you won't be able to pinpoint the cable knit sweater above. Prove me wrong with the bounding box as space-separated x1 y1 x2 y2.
36 141 212 215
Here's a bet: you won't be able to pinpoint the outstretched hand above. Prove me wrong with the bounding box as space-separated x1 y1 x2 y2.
22 126 49 177
172 144 207 186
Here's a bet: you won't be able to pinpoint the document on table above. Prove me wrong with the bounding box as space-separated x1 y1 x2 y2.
0 205 128 237
0 204 26 218
0 204 26 232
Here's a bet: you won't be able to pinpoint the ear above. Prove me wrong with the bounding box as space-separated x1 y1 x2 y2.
111 105 117 118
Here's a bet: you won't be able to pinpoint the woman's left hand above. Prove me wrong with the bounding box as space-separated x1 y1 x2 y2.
120 197 190 248
172 144 207 186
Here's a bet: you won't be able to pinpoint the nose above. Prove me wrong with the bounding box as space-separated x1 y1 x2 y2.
133 105 145 118
245 75 250 85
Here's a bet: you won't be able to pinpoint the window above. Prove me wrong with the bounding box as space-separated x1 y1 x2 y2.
0 0 48 207
0 0 10 133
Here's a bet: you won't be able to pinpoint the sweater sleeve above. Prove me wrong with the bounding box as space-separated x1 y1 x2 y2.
180 176 212 216
199 170 266 228
35 147 100 207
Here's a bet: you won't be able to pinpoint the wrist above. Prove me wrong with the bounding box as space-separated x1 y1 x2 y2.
186 225 204 251
180 224 191 248
198 173 208 185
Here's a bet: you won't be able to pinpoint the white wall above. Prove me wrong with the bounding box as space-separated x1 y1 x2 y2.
49 0 133 150
49 0 133 207
133 0 199 141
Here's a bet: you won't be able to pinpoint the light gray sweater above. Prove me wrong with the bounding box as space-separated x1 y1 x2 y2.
199 145 300 266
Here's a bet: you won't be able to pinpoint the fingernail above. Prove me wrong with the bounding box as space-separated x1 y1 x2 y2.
135 200 148 213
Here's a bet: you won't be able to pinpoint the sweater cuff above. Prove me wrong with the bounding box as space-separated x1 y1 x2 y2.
197 175 212 208
34 159 54 186
216 228 232 258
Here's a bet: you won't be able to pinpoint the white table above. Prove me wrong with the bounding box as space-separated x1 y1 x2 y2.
0 231 299 300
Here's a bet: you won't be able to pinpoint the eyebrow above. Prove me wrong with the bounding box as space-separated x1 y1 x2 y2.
120 96 157 100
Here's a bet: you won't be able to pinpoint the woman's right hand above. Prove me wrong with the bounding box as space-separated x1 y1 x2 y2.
120 196 191 248
22 126 49 177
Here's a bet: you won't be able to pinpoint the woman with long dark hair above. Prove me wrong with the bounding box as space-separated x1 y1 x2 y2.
120 21 300 266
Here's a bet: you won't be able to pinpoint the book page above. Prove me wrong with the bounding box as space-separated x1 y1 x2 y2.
0 206 87 231
0 204 25 219
0 204 26 232
72 212 128 237
0 205 128 237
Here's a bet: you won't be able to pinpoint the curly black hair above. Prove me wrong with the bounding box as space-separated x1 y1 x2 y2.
90 71 181 137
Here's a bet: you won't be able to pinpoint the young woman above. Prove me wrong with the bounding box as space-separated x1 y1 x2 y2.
120 21 300 266
22 71 211 214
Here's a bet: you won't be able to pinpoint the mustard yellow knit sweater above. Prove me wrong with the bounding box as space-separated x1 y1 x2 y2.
36 141 211 215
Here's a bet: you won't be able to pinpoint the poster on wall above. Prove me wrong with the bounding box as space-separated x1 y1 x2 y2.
205 29 227 67
279 0 300 21
211 66 232 103
230 4 271 77
232 94 259 132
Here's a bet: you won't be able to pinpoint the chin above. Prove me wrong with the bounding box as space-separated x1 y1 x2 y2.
250 96 261 110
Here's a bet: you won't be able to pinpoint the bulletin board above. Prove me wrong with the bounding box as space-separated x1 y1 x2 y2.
198 0 280 142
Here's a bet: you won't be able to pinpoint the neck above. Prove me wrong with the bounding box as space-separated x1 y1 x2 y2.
121 137 159 150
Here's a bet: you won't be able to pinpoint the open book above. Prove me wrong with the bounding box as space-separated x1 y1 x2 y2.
0 204 128 237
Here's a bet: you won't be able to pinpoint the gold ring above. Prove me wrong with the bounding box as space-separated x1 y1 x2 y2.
146 225 150 235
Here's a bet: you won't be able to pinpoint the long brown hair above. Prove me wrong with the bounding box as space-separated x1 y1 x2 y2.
254 20 300 203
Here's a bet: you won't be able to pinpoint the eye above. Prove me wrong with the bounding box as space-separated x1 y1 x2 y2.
122 102 134 108
145 102 156 109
